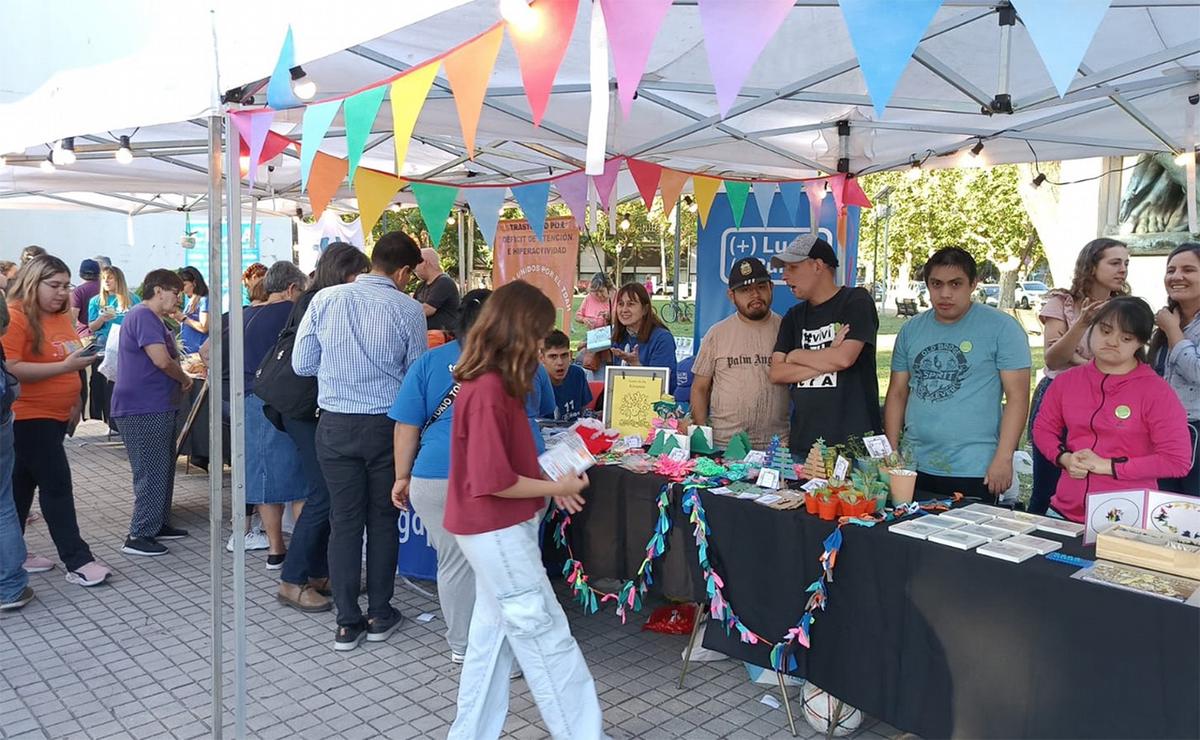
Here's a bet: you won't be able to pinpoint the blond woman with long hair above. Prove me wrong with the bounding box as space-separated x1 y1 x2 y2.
87 266 140 426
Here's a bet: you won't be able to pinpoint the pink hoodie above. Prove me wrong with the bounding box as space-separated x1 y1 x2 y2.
1033 361 1191 522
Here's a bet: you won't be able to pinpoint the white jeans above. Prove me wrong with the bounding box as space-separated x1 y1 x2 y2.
450 515 605 740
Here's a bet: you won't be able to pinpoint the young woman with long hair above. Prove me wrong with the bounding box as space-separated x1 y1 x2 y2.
608 282 678 392
174 265 209 354
1027 238 1129 513
1033 297 1191 521
2 255 109 585
444 280 603 739
87 266 140 428
1151 242 1200 493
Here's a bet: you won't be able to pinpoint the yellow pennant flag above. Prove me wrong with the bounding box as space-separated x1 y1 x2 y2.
444 26 504 158
390 61 440 176
693 176 721 227
354 168 405 235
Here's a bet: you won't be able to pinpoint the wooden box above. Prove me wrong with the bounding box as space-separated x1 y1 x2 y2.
1096 524 1200 580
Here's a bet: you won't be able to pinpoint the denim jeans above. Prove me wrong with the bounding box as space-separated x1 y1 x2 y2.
279 415 330 586
410 477 473 655
1027 376 1060 514
0 414 28 602
451 515 604 740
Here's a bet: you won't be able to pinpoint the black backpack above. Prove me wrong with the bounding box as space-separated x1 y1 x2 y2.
254 292 318 422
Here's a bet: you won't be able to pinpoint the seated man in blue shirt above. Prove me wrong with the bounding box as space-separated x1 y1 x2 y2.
540 330 592 421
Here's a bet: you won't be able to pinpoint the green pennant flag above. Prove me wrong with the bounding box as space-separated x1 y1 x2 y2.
411 183 459 245
343 85 388 181
724 181 751 227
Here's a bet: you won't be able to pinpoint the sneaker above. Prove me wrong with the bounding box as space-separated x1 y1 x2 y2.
366 607 404 643
0 586 35 611
22 555 55 573
226 529 269 552
334 622 367 652
155 525 189 540
66 561 111 587
122 537 169 557
450 651 466 665
266 552 286 571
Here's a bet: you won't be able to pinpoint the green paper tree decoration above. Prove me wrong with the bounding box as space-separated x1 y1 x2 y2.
690 426 715 455
724 431 751 462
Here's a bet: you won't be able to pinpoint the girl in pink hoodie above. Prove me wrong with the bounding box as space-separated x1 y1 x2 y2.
1033 297 1191 522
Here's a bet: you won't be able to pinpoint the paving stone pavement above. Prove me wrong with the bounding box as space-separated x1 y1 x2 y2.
0 421 903 740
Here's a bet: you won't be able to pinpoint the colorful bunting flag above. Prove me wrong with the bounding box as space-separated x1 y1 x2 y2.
230 110 274 188
465 187 506 246
353 168 404 236
627 159 663 209
697 0 794 117
592 158 622 211
553 171 590 226
842 177 873 210
658 169 690 213
751 181 775 226
511 181 552 242
389 62 440 176
1011 0 1111 97
308 152 349 221
444 26 504 156
828 174 847 216
343 85 388 181
777 181 804 225
266 25 302 110
838 0 942 118
805 178 829 224
259 132 293 166
600 0 673 117
692 176 721 227
411 182 459 245
724 180 750 228
299 99 342 191
507 0 580 126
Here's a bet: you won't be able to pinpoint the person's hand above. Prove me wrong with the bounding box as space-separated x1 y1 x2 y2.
63 346 96 372
612 348 640 366
1073 448 1114 476
179 374 194 394
1156 306 1184 335
1078 298 1108 325
983 454 1013 495
1062 450 1092 479
553 473 589 514
391 477 411 511
831 324 850 348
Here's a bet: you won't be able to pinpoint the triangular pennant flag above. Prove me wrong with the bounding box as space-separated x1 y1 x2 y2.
511 181 551 242
260 132 292 164
507 0 580 126
343 85 388 181
553 171 589 226
752 181 776 226
411 182 460 245
390 62 440 176
838 0 942 117
444 26 504 156
842 177 873 210
805 179 829 222
1011 0 1111 97
692 176 721 227
600 0 673 117
724 181 750 228
308 152 349 221
658 170 690 213
353 168 403 236
266 25 302 110
299 99 342 191
828 174 847 216
697 0 794 117
592 158 622 210
777 181 804 225
465 187 506 246
627 159 663 209
230 110 274 188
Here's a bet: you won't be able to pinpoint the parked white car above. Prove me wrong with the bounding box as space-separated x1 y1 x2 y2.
1015 281 1050 310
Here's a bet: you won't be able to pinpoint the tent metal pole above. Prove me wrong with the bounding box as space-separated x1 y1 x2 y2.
205 113 225 740
457 209 466 291
673 198 681 300
223 112 248 740
250 198 258 262
467 211 474 290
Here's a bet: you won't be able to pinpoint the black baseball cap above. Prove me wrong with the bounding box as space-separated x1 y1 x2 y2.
770 233 839 269
728 257 772 290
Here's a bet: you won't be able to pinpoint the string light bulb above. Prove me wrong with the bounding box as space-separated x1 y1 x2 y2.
115 136 134 165
51 138 76 166
970 140 985 158
619 216 631 231
684 195 697 213
906 158 922 180
290 66 316 100
499 0 538 29
389 203 402 213
1176 149 1196 167
1031 173 1047 188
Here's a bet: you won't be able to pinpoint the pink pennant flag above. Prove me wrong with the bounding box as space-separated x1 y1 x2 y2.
231 110 274 188
805 178 829 222
507 0 580 126
600 0 673 117
842 176 873 211
592 158 622 210
554 170 590 227
626 158 663 209
828 174 847 216
698 0 795 117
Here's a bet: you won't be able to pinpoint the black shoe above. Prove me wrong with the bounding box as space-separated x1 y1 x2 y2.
266 552 286 571
366 607 404 643
155 526 189 540
334 622 367 652
121 537 168 557
0 586 35 611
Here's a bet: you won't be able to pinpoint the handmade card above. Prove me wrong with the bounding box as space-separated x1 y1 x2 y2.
1084 490 1200 545
603 366 670 438
586 325 612 351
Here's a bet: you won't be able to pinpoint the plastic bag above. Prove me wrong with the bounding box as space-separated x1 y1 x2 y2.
642 603 696 635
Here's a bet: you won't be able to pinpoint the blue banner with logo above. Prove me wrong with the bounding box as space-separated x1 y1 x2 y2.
397 508 438 581
693 192 859 347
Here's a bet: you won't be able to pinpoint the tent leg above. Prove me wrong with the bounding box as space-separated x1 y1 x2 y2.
678 602 707 689
205 113 225 740
776 670 798 737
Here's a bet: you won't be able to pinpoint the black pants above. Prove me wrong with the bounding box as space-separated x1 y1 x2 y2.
316 412 398 626
13 419 95 570
280 415 331 586
87 360 108 422
916 471 995 504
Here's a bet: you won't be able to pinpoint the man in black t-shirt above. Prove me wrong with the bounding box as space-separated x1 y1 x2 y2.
769 234 881 460
414 248 460 333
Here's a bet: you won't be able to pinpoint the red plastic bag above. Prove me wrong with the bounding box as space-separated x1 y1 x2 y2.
641 603 696 635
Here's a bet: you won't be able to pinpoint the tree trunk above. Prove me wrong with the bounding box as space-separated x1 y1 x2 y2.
997 232 1038 309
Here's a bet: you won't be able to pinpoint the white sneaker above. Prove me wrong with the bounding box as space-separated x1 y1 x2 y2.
226 529 270 552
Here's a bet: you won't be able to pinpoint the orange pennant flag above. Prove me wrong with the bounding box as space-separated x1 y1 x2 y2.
354 168 405 235
390 61 441 176
308 151 349 221
693 176 721 227
444 26 504 157
658 169 690 213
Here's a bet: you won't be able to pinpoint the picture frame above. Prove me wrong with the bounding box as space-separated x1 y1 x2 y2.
602 365 671 438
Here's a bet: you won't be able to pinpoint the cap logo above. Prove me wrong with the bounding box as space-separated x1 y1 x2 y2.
739 262 752 276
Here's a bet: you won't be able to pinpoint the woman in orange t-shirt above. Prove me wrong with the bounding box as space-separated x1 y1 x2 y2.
3 256 109 586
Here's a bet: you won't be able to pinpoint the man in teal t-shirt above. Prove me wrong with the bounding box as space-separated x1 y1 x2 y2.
884 247 1031 502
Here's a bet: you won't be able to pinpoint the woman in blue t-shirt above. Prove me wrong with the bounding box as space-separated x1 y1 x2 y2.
175 266 209 354
86 266 139 428
609 282 678 392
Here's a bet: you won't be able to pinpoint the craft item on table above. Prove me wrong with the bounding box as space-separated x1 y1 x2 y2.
940 509 996 526
984 517 1036 536
692 457 727 479
890 519 944 540
862 434 893 459
648 431 689 457
709 486 735 496
977 540 1039 563
603 366 670 437
1045 552 1094 568
800 478 828 492
1035 518 1085 538
725 462 751 482
917 515 965 530
850 468 888 513
724 431 752 462
1084 489 1200 545
1005 534 1062 555
538 432 596 481
1071 559 1200 605
1095 524 1200 580
1146 490 1200 541
586 325 612 351
1084 489 1147 545
617 434 644 451
754 493 783 507
927 529 989 550
833 455 850 482
954 523 1014 543
653 453 695 481
755 466 782 490
667 446 690 463
571 418 620 455
742 450 767 466
804 439 830 480
617 451 656 474
689 425 715 455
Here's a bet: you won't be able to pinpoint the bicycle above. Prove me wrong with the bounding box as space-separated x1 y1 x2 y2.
659 299 693 324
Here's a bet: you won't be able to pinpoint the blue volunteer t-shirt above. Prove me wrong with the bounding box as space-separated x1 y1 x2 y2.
547 364 593 421
614 325 678 392
527 365 555 454
388 341 461 480
892 303 1031 477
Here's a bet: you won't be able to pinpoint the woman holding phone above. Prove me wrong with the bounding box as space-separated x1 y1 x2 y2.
86 265 138 428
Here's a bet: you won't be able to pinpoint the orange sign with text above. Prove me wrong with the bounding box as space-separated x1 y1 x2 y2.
492 216 580 328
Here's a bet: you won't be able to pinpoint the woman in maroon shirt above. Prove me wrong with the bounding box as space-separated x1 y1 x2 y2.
444 280 604 739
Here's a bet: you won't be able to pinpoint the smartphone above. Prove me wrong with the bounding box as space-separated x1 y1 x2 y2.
79 343 101 357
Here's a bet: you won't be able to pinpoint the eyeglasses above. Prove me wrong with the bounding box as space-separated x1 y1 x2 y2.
40 280 73 292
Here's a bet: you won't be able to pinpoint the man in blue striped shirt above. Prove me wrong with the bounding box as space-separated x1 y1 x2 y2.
293 231 427 651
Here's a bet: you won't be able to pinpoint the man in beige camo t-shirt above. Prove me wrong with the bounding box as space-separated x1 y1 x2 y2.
690 257 791 448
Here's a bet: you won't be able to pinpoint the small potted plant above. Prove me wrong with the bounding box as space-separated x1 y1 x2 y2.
838 486 864 517
851 468 888 514
804 483 822 515
816 487 840 521
881 442 918 505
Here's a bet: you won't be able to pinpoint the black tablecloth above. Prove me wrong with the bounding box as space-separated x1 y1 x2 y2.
697 492 1200 739
174 381 229 467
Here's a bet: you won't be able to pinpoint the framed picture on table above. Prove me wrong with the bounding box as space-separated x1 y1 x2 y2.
602 366 670 438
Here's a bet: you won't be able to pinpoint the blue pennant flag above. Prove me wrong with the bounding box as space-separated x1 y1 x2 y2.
776 181 804 225
838 0 943 117
464 187 506 246
1011 0 1111 97
266 25 302 110
511 181 551 242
